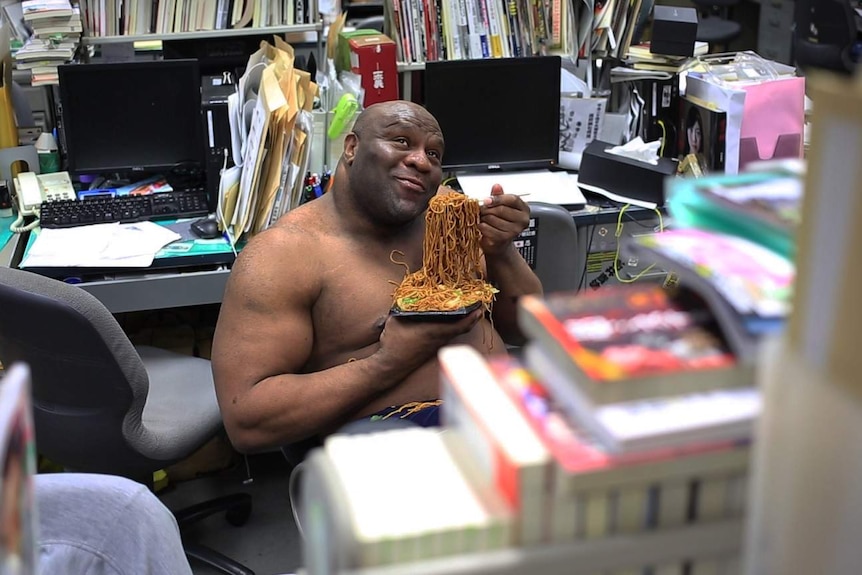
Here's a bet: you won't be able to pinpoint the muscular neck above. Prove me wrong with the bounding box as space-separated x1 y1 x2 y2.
329 185 423 242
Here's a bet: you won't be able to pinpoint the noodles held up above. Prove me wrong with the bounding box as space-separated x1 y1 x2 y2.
392 192 498 312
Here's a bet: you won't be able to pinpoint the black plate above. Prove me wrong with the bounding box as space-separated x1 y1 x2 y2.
390 301 483 321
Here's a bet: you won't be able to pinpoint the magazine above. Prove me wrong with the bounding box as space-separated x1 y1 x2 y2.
0 364 38 575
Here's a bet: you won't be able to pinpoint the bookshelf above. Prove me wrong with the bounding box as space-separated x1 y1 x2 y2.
327 519 743 575
78 23 323 44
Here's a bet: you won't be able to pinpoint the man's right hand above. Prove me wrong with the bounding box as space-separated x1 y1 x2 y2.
376 309 483 370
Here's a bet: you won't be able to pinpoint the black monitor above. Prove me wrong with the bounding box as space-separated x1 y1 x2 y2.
423 56 561 172
58 59 204 176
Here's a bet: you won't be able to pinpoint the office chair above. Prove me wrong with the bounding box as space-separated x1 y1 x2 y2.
353 15 385 32
793 0 857 74
527 202 580 294
691 0 742 52
0 266 255 575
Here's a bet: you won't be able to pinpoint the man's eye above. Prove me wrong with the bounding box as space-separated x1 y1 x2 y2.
394 137 408 145
427 150 441 159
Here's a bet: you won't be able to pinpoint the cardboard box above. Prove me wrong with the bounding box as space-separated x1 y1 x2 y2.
651 6 698 57
349 35 399 107
336 29 381 73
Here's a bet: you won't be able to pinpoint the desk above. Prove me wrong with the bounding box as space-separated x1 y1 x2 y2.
9 221 236 313
5 201 657 313
0 216 22 268
570 200 666 290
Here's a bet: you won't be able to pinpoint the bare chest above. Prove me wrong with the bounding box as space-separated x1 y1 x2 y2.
309 243 421 365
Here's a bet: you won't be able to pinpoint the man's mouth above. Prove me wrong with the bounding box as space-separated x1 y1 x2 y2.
395 176 426 194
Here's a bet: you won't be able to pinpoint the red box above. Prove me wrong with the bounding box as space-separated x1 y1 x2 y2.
349 35 399 107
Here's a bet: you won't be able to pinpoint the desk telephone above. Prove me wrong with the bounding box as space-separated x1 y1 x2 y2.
10 171 76 233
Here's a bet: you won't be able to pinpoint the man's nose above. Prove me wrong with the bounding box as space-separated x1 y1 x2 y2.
404 148 432 171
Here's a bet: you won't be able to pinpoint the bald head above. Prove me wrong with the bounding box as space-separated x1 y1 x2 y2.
352 100 442 139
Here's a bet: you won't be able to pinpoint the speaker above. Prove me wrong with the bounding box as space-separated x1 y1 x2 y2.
201 74 235 207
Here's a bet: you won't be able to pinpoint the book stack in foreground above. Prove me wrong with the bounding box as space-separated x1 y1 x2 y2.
14 1 81 86
300 284 756 574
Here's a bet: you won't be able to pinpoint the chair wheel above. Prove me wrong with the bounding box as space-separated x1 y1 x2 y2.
225 500 252 527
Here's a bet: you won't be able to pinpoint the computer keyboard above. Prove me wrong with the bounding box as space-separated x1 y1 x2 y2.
39 189 210 229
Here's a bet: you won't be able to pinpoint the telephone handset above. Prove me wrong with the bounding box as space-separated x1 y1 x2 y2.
9 171 76 233
14 172 43 217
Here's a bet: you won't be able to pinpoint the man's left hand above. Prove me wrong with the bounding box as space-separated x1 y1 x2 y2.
479 183 530 256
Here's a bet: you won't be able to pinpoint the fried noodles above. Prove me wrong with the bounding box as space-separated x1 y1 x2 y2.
392 192 498 312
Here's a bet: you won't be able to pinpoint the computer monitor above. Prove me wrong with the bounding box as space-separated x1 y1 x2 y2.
58 59 204 176
423 56 561 172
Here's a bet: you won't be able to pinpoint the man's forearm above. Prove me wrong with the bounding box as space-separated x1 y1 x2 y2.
486 244 543 344
226 352 415 451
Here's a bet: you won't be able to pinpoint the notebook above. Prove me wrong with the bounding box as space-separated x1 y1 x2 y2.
457 171 587 209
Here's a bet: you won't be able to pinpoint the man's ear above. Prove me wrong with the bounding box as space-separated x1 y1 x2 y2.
343 133 358 165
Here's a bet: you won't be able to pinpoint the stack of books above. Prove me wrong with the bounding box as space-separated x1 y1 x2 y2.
14 1 81 86
624 40 708 72
301 283 756 572
517 284 759 456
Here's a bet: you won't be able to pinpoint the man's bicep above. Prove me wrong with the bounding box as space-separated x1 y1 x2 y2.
212 253 315 401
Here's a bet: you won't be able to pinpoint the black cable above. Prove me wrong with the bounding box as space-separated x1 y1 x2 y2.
621 208 662 229
578 211 600 291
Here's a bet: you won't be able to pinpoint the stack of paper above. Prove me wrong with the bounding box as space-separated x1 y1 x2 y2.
20 221 181 268
16 1 81 86
219 37 318 244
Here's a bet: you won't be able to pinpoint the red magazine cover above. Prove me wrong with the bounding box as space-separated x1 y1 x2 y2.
519 284 736 385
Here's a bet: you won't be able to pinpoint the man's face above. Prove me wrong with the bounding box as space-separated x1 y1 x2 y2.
345 106 445 226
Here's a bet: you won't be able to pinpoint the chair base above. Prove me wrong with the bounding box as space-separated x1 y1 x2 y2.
175 493 255 575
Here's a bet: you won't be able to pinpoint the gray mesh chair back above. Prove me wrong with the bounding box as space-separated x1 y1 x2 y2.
527 202 580 294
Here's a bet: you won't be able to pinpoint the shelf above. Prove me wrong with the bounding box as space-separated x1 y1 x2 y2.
331 519 744 575
80 24 323 45
397 61 426 72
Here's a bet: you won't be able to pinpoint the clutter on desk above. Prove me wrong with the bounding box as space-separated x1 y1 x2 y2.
9 1 81 87
219 36 319 243
20 220 181 268
684 52 805 174
578 138 677 208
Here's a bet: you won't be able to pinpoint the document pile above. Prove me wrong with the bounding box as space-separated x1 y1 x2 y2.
13 1 82 86
219 37 318 244
20 221 181 268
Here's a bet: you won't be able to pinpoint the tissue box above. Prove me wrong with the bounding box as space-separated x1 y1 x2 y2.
578 140 678 206
651 6 698 57
349 35 399 107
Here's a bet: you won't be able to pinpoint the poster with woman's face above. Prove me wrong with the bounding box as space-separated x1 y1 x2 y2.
679 98 726 172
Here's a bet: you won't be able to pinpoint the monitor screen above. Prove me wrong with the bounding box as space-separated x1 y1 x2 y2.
423 56 561 172
58 59 204 175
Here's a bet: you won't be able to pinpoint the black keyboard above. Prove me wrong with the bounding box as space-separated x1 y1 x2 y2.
39 189 210 229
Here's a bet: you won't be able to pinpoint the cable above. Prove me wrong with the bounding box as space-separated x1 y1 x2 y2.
9 213 39 234
578 210 600 291
657 119 667 158
613 204 665 284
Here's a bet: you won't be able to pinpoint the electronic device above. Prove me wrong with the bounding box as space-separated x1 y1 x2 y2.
13 171 77 218
190 217 221 239
201 74 236 208
9 171 77 234
423 56 562 172
57 60 204 177
38 189 210 228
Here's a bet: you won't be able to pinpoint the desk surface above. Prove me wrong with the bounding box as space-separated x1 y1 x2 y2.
3 199 651 314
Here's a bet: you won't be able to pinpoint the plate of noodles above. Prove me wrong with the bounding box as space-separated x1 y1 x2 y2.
390 300 484 321
389 192 498 321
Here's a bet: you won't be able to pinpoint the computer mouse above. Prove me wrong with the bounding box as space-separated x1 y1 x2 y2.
191 218 221 240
